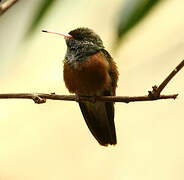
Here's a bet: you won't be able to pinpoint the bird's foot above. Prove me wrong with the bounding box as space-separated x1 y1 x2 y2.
75 94 81 102
75 94 96 103
88 96 96 103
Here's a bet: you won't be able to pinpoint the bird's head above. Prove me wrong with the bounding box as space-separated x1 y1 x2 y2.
66 27 104 49
42 27 104 62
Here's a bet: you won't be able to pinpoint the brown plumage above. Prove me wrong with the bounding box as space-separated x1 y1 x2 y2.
64 51 111 95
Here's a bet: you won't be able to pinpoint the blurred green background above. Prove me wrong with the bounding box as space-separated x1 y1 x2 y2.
0 0 184 180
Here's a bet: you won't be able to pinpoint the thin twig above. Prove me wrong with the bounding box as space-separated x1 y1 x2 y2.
0 0 18 15
155 59 184 96
0 59 183 104
0 93 179 103
148 59 184 98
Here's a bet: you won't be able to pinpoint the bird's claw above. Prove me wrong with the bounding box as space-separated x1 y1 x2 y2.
75 95 96 103
75 94 81 102
88 96 96 103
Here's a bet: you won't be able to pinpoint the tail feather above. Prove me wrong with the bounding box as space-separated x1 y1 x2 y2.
79 101 116 146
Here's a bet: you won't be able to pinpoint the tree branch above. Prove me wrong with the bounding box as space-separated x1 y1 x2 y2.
0 93 179 103
0 60 183 104
0 0 18 15
148 59 184 98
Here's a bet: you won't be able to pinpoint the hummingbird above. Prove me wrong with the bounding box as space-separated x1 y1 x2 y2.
42 28 119 146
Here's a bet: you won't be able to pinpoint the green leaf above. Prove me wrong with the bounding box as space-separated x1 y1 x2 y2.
25 0 57 37
115 0 163 45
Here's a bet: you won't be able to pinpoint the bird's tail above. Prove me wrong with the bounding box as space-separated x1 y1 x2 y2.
79 101 116 146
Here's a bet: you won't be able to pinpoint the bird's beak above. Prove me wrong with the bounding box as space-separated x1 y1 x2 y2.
42 30 72 38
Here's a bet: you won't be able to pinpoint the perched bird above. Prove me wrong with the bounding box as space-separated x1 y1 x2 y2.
42 28 119 146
